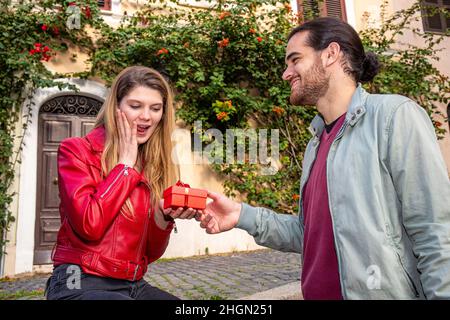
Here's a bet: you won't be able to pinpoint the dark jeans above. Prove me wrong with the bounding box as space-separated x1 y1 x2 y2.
45 264 180 300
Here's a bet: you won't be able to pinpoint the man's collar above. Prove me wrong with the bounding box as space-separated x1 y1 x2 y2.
308 84 368 138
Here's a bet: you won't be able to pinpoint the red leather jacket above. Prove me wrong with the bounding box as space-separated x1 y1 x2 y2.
52 126 174 281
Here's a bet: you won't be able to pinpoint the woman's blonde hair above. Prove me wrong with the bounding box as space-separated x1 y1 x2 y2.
95 66 179 218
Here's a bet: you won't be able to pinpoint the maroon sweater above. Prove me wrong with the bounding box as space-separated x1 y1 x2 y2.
301 114 346 300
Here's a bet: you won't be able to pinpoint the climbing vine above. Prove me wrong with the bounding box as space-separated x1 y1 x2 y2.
0 0 102 257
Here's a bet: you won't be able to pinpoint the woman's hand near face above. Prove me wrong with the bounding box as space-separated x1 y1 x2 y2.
117 109 138 168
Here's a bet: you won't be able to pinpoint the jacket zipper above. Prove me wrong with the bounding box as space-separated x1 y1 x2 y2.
100 165 129 199
394 249 420 297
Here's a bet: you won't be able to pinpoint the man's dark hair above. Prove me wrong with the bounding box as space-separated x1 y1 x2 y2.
288 17 380 83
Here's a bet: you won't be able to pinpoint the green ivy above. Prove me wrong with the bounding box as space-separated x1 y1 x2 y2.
88 0 448 214
0 0 102 258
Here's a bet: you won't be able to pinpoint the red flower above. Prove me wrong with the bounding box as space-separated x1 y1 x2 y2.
68 2 76 6
292 194 300 201
257 37 263 42
29 43 51 60
218 38 229 48
52 26 60 36
249 28 256 34
217 112 228 121
272 106 285 116
41 54 51 62
33 43 42 53
156 48 169 55
83 6 92 19
224 100 232 108
41 24 48 32
219 11 231 20
284 3 292 13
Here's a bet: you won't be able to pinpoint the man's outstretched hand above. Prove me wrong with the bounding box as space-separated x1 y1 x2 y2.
196 191 242 234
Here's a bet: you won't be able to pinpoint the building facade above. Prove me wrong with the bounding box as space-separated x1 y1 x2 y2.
1 0 448 277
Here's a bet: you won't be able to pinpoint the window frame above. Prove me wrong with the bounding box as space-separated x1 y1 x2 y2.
421 0 450 34
98 0 111 11
296 0 347 22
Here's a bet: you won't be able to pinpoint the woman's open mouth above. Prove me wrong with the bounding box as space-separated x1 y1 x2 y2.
137 125 150 135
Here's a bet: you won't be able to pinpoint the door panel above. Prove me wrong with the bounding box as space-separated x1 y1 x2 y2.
34 96 102 265
81 121 96 136
42 151 59 209
44 120 72 144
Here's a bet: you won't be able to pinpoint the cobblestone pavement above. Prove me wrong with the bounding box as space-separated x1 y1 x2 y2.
0 249 301 300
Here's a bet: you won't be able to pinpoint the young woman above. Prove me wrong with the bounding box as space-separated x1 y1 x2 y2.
46 66 196 300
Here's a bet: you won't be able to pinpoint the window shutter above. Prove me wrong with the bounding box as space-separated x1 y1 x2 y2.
324 0 347 21
98 0 111 10
297 0 347 21
299 0 321 21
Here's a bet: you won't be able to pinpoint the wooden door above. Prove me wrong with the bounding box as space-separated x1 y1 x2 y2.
34 95 102 265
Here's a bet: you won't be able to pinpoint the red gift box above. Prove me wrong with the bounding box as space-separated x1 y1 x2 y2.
163 180 207 210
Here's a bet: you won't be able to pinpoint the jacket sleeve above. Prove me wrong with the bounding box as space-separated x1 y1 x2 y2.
146 213 174 263
58 138 141 241
237 203 303 253
387 100 450 299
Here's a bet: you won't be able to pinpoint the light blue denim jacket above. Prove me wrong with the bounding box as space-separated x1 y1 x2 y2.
237 85 450 299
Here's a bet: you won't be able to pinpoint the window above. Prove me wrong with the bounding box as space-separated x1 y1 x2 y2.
421 0 450 33
98 0 111 11
323 0 347 20
297 0 347 22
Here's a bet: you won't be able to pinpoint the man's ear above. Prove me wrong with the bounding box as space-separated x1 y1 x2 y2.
323 42 341 67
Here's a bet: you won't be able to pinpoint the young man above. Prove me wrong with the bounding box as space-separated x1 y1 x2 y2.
195 17 450 299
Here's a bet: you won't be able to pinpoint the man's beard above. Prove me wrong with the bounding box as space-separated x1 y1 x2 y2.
290 60 329 106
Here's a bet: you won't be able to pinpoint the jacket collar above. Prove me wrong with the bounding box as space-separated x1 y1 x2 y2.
308 83 369 138
85 125 150 185
85 125 106 153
